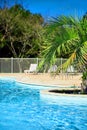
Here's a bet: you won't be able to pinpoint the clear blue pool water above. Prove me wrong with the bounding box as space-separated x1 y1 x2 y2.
0 78 87 130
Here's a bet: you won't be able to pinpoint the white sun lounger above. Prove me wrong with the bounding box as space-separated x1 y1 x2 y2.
67 65 74 73
24 64 37 73
48 65 57 73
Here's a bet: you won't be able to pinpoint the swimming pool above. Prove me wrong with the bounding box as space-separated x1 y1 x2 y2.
0 78 87 130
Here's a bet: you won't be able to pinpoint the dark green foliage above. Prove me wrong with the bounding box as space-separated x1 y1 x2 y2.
0 4 44 58
49 89 81 94
82 70 87 80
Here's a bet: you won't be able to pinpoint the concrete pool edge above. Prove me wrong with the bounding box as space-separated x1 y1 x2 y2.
0 76 87 97
17 81 87 97
1 73 86 97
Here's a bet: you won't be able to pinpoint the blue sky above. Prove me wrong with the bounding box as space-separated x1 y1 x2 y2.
0 0 87 19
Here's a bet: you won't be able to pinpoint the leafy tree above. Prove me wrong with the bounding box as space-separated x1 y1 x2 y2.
0 4 44 58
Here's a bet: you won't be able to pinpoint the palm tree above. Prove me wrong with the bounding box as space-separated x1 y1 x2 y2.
40 15 87 92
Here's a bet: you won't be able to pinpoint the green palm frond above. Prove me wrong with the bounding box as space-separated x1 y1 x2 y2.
56 51 76 73
50 15 80 27
78 41 87 65
40 15 87 72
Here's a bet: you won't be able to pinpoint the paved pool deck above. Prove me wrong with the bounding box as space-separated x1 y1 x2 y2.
0 73 82 88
